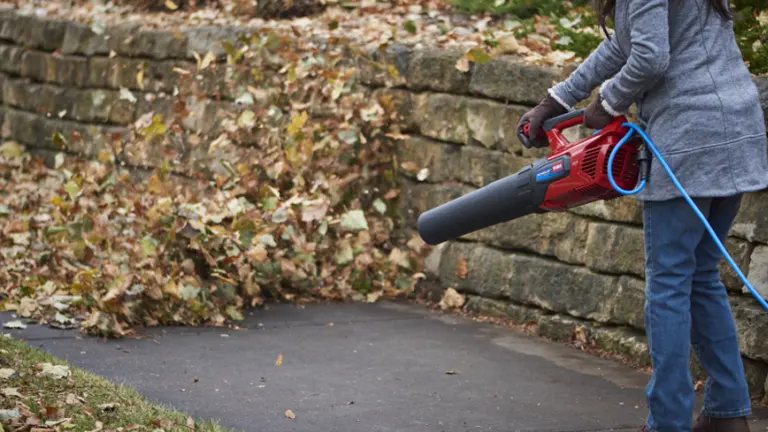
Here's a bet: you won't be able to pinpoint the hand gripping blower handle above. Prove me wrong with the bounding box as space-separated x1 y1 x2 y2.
416 110 645 246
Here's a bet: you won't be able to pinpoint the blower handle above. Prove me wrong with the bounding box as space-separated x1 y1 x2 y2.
517 110 585 151
542 109 585 154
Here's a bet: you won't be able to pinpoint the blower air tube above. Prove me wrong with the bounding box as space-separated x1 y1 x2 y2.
417 163 548 246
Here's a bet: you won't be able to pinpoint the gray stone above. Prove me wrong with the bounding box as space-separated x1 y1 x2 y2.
720 237 753 293
7 14 33 48
418 93 469 144
72 90 115 123
584 222 645 277
359 43 409 88
20 51 50 83
465 98 527 153
109 98 137 125
609 276 645 330
50 55 89 87
538 314 581 342
732 190 768 243
438 242 619 323
747 245 768 301
183 26 242 60
741 356 768 402
569 196 643 225
467 211 590 265
396 135 527 187
0 10 12 41
732 296 768 362
41 19 68 52
2 78 26 108
590 326 651 368
464 296 546 325
106 22 144 56
4 109 42 146
61 22 109 56
24 15 48 50
398 181 475 227
407 46 470 94
106 58 147 90
119 30 188 59
88 57 111 88
0 44 23 75
372 88 417 132
470 56 565 105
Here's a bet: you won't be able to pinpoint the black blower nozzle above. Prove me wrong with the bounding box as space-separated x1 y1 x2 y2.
416 159 554 246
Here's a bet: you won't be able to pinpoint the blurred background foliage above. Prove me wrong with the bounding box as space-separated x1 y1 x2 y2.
449 0 768 74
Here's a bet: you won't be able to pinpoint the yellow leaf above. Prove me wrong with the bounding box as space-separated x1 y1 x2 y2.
136 68 145 91
165 0 179 10
387 64 398 79
140 114 168 140
200 51 215 70
284 409 296 420
287 111 308 137
275 353 283 366
147 175 165 194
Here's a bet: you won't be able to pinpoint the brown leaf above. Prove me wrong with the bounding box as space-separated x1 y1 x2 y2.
456 257 469 279
275 354 283 367
187 416 195 430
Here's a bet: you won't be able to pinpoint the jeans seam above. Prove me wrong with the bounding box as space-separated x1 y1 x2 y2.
703 407 753 418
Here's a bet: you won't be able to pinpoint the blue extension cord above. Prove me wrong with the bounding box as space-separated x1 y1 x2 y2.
606 122 768 312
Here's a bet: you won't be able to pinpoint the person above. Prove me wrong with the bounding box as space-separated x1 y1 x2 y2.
517 0 768 431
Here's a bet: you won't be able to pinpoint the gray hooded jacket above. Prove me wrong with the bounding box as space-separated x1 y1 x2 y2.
549 0 768 201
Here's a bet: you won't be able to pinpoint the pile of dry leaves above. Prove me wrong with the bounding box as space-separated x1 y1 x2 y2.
0 11 432 337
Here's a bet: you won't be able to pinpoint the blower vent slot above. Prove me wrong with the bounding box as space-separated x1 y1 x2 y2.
581 147 601 179
604 145 628 178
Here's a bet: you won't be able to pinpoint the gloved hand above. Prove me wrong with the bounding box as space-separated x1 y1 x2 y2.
516 95 568 148
584 93 616 130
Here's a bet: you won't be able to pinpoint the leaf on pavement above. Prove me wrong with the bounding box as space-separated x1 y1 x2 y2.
3 321 26 330
275 353 283 367
284 409 296 420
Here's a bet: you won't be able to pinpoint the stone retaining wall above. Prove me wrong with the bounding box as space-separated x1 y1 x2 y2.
0 8 288 175
6 6 768 403
358 43 768 402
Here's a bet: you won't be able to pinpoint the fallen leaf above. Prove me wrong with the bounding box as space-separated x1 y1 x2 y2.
456 257 469 279
438 288 465 310
2 388 21 398
445 369 459 375
275 354 283 367
186 417 195 430
97 403 118 412
0 369 15 379
0 141 23 159
284 409 296 420
3 320 26 330
40 364 71 380
119 87 137 103
465 47 492 64
455 57 470 72
340 210 368 231
165 0 179 10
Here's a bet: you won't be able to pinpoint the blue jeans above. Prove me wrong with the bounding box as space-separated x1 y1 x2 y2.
643 195 752 432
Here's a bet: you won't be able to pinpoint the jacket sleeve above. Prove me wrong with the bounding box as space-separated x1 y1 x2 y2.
598 0 670 116
548 35 627 111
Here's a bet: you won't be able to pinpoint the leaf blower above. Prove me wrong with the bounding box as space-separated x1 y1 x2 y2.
415 110 768 312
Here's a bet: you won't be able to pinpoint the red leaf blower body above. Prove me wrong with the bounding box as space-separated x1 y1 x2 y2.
417 110 649 246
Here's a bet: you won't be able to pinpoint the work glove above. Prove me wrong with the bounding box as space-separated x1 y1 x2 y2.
584 93 616 130
516 95 568 148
